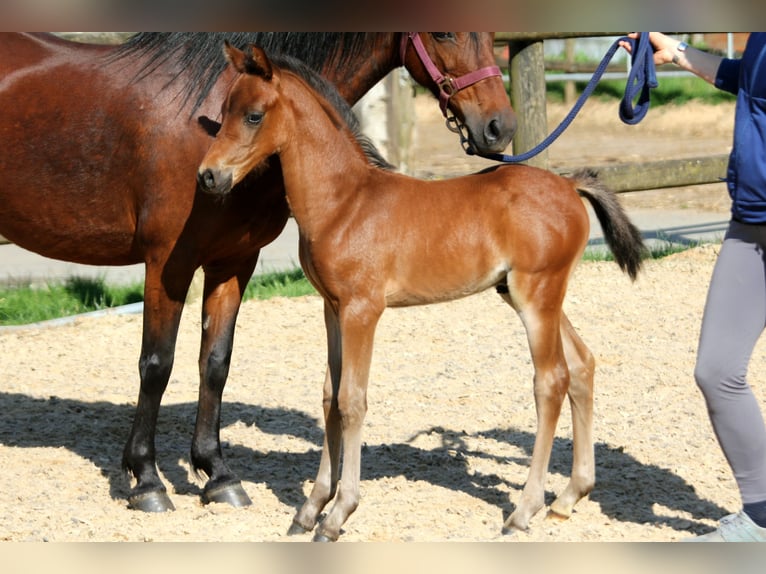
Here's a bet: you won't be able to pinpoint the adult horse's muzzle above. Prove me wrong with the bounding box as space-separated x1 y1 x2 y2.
197 167 233 195
463 109 517 155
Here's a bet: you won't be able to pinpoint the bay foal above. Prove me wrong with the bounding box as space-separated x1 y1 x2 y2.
198 44 645 541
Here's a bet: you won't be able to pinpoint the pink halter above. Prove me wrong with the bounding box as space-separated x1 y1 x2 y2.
400 32 503 117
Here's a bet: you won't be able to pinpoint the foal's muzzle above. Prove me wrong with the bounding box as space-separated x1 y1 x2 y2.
197 167 233 195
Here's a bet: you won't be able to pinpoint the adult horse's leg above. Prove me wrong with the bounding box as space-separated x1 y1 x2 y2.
190 258 260 507
498 271 571 533
548 312 596 519
290 300 343 535
123 261 193 512
189 167 290 507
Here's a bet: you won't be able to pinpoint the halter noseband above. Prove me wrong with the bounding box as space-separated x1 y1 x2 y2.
399 32 502 117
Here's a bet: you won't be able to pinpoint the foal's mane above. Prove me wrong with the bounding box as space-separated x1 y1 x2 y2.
112 33 383 114
267 53 394 171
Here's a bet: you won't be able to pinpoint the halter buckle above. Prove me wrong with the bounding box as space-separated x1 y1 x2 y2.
438 76 457 97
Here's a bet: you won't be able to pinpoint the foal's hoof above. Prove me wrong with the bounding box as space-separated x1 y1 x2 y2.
201 481 252 508
128 490 176 513
312 531 338 543
501 519 529 536
545 508 571 522
287 521 311 536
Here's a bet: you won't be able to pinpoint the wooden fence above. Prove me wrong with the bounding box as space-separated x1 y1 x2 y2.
495 32 729 192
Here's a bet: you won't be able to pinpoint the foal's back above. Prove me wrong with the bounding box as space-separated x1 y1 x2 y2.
272 70 591 307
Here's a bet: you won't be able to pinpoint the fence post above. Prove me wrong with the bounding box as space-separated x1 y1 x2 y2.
564 38 576 104
354 69 413 173
507 39 548 170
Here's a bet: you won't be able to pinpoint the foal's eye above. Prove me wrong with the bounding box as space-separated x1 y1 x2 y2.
245 112 263 126
432 32 456 41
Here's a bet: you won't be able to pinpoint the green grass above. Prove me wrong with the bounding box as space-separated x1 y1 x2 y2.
543 38 736 107
583 238 705 264
546 75 736 107
0 277 144 326
0 269 316 326
243 267 316 300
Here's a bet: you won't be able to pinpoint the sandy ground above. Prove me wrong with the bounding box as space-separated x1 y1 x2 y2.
2 95 760 543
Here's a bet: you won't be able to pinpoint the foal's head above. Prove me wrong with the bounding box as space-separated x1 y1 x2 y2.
198 43 391 195
197 43 287 194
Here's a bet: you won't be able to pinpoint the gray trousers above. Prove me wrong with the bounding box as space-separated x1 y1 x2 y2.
695 220 766 503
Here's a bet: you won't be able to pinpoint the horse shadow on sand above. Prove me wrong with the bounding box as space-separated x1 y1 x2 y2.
0 391 727 536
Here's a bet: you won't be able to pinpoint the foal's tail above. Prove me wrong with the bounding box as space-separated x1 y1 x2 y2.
570 169 646 280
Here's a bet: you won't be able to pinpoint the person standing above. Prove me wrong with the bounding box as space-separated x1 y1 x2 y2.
623 32 766 542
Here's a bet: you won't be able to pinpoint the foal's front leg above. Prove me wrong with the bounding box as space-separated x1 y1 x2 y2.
313 301 381 542
290 301 343 534
292 299 382 542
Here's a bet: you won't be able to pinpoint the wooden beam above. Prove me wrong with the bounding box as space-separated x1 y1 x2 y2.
557 155 729 193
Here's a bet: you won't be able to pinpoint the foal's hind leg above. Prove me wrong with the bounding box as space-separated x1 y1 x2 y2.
497 272 571 533
548 312 596 519
190 260 259 508
123 261 192 512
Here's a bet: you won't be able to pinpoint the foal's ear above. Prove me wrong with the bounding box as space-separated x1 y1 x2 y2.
244 44 273 80
223 40 248 74
223 40 272 80
223 41 273 80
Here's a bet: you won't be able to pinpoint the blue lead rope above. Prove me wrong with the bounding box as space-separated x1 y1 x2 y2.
470 33 658 163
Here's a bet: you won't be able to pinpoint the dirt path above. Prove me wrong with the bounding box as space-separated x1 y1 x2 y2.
2 96 758 542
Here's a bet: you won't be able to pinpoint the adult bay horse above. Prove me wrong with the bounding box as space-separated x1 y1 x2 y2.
197 44 646 541
0 32 515 513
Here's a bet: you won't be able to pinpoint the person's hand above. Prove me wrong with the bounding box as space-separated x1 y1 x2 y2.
619 32 678 66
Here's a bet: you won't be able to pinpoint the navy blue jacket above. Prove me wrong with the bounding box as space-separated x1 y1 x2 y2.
716 33 766 223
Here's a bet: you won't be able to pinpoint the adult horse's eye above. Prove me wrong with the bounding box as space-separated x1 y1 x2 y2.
432 32 456 41
245 112 263 126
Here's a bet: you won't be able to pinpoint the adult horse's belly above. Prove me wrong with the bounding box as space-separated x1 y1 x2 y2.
0 53 189 266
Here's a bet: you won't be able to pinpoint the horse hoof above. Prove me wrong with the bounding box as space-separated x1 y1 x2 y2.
201 482 252 507
501 522 528 536
312 531 337 543
287 521 311 536
546 508 570 522
128 490 176 513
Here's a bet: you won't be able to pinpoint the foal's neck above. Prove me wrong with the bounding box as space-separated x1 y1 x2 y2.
280 81 379 232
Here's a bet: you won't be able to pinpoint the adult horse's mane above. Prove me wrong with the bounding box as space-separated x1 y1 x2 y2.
112 33 393 170
113 33 379 114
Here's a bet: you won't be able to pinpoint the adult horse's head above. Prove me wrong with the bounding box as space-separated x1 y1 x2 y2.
400 32 516 154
